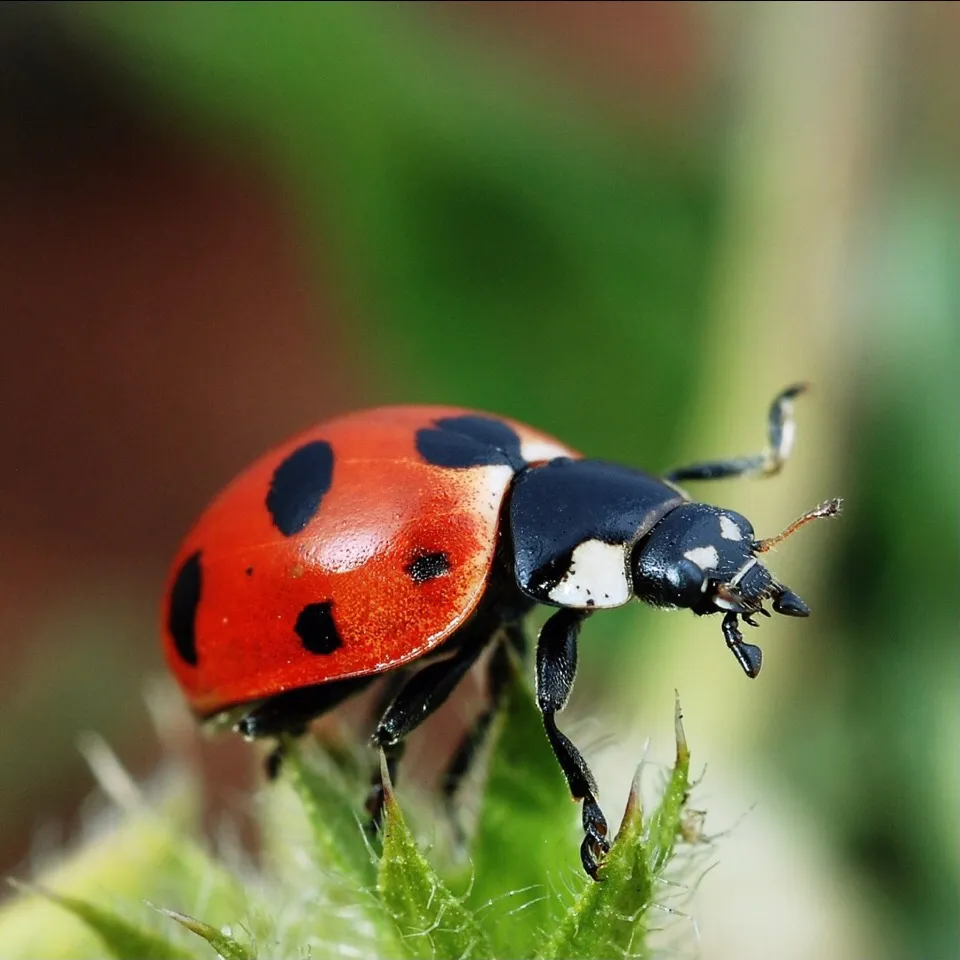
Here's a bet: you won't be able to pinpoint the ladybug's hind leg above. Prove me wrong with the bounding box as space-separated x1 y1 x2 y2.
666 383 808 484
236 674 374 779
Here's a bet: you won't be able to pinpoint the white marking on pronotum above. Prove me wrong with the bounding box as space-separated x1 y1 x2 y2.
519 438 571 464
719 514 742 541
548 539 631 608
683 545 720 571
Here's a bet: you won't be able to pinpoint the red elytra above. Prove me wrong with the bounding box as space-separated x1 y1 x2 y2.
161 406 576 716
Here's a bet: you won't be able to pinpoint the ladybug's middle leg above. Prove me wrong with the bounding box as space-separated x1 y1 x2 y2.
366 628 492 828
665 382 807 484
361 669 412 826
535 607 609 881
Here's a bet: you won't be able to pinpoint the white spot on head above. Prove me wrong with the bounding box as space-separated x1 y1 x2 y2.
719 515 743 541
683 545 719 571
548 539 631 608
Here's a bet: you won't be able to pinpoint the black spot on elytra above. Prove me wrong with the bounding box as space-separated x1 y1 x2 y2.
168 551 202 666
244 566 254 577
406 551 451 584
415 415 524 470
266 440 334 536
294 601 343 655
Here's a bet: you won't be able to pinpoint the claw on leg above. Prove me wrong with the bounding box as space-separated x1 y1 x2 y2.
580 795 610 880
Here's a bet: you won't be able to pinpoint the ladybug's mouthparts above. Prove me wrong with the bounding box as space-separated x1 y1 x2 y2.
714 497 841 619
771 587 809 617
714 556 810 621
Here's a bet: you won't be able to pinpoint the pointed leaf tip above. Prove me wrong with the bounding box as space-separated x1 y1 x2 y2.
615 762 645 842
152 904 254 960
378 748 397 808
280 742 378 885
538 753 654 960
540 702 698 960
647 697 693 876
674 691 689 765
377 785 493 959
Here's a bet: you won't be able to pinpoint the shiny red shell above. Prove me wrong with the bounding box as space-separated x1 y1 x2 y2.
162 406 576 716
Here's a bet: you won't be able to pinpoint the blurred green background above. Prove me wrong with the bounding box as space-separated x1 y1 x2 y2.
1 3 956 958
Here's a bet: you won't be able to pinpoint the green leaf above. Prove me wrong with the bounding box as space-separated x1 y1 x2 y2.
155 906 253 960
74 736 249 928
539 697 692 960
271 741 403 956
10 882 194 960
377 756 494 960
647 695 692 875
0 775 247 959
467 664 582 958
280 739 377 887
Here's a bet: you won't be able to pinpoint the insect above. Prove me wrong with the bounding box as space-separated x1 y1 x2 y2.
162 385 840 880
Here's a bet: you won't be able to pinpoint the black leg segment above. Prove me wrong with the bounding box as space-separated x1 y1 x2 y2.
722 611 763 678
371 639 490 750
235 674 375 779
535 607 609 880
666 383 808 484
365 625 496 829
236 674 374 740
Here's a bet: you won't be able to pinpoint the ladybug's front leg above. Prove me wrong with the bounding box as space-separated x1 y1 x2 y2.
535 608 609 881
665 382 807 483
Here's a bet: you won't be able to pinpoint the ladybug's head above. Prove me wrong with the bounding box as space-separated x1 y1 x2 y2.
630 498 841 676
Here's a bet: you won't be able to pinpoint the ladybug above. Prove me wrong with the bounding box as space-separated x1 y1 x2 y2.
162 385 840 879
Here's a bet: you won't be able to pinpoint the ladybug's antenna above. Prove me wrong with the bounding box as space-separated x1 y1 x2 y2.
755 498 843 554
